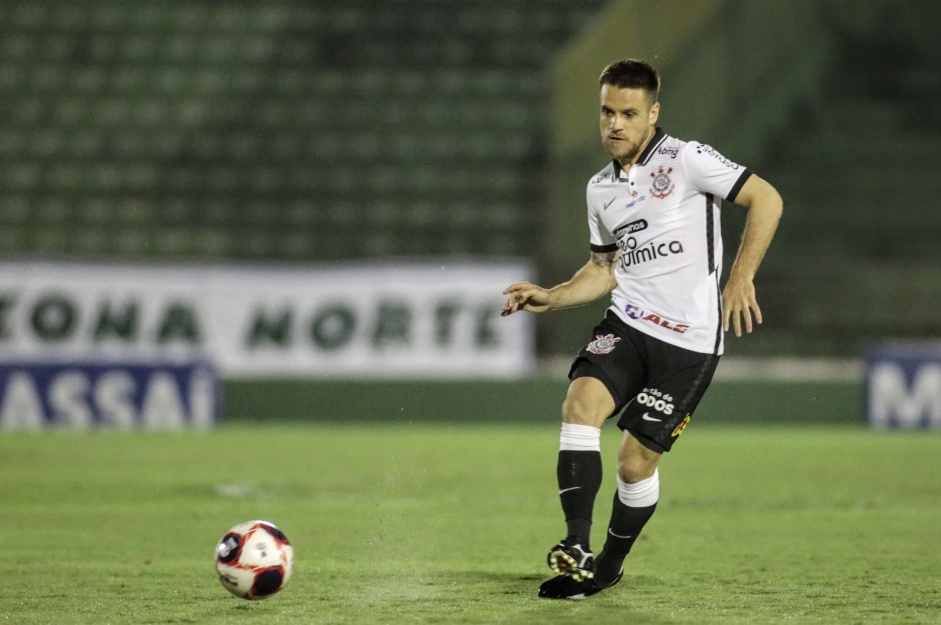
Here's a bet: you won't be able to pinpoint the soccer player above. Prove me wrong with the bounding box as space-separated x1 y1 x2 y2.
501 59 782 599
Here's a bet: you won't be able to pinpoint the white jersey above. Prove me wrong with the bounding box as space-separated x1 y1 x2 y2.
586 128 752 355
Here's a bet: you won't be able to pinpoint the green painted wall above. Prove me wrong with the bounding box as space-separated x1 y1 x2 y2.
223 378 862 426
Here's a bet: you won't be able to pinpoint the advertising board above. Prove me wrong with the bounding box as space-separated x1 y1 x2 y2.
0 360 218 430
0 260 534 379
866 343 941 428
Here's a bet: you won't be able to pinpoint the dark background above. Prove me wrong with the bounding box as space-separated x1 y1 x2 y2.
1 0 938 361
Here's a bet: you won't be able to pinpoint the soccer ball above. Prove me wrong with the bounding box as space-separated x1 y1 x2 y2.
215 520 294 600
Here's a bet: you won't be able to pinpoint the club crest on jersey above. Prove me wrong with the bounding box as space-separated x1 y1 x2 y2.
649 166 675 199
587 334 621 355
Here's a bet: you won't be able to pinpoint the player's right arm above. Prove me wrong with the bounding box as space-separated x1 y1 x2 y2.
501 250 618 316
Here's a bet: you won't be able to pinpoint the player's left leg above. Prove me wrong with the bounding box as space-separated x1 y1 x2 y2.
592 431 661 585
539 432 658 600
593 342 720 586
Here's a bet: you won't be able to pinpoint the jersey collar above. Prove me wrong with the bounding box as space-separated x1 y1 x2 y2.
611 126 667 179
636 126 667 166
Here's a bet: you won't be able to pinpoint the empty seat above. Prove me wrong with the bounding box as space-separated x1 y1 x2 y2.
0 0 608 263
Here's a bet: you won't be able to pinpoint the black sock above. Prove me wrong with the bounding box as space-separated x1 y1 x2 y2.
595 492 657 584
556 450 602 549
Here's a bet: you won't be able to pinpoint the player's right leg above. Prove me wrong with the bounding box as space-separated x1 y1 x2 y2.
547 376 614 581
544 315 644 589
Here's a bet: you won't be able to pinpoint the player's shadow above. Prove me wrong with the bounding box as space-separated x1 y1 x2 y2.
445 569 663 600
438 570 681 623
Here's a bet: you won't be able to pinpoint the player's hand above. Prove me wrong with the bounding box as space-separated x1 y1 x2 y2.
501 282 552 316
722 274 762 337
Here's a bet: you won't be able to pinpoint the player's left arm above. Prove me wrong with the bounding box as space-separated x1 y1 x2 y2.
723 174 783 337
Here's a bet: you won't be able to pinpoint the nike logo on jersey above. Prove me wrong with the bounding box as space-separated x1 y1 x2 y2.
603 197 617 210
641 412 662 422
559 486 582 495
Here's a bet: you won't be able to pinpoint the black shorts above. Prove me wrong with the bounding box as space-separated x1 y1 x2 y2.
568 313 719 453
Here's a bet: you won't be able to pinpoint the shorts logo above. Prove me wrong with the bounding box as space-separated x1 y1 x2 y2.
650 166 675 199
637 388 674 416
672 415 691 437
587 334 621 355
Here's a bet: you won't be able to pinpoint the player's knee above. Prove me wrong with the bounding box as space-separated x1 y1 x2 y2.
561 393 606 427
617 459 657 484
617 438 661 483
561 378 613 427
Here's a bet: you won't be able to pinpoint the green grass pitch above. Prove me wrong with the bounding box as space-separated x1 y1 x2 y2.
1 423 939 624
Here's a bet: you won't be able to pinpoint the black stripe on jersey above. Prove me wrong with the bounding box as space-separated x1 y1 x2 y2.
591 243 619 253
637 127 667 166
712 270 723 356
705 192 722 355
705 193 716 275
726 169 753 203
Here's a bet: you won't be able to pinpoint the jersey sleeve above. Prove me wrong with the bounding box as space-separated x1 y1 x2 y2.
586 182 617 252
682 142 753 203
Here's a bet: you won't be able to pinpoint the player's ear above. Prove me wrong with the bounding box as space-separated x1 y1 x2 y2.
648 101 660 125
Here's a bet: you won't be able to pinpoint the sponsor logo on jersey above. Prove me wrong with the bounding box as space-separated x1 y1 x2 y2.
672 414 692 437
695 144 739 169
613 219 648 237
657 145 679 159
649 166 675 199
625 303 690 335
593 169 614 184
625 194 646 209
616 236 684 269
586 334 621 354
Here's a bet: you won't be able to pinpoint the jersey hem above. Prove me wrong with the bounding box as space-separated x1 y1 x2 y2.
607 306 724 356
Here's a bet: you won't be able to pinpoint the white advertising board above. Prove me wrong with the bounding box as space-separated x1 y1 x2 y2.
0 261 535 379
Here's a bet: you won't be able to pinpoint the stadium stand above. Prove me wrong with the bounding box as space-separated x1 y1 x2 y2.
0 0 606 261
749 2 941 355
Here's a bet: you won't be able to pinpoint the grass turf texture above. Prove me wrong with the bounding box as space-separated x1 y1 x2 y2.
1 423 939 624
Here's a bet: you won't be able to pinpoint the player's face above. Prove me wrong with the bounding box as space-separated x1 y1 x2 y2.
599 85 660 165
